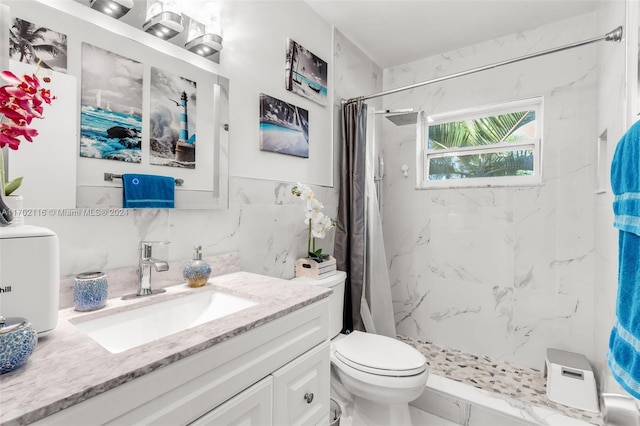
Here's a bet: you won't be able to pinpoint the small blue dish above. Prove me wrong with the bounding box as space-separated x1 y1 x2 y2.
74 272 108 312
0 317 37 375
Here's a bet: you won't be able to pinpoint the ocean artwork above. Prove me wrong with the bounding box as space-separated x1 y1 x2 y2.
149 67 197 169
259 93 309 158
9 18 68 73
80 106 142 162
285 38 327 106
80 43 143 163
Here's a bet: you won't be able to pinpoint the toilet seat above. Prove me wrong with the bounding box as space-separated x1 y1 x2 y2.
333 331 427 377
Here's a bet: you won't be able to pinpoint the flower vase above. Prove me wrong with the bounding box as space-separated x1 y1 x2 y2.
0 191 13 227
4 195 24 227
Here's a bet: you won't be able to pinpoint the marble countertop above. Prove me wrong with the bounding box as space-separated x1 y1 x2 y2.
0 272 331 426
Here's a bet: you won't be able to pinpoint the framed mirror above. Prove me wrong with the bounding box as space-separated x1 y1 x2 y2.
3 0 229 209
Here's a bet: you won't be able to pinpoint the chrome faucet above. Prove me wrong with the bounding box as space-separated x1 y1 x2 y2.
123 241 170 299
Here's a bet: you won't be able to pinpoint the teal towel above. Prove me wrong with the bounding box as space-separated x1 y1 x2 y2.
122 174 175 208
609 119 640 398
612 120 640 234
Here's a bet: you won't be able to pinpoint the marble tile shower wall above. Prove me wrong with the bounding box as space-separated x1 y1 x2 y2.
24 177 338 284
380 13 599 369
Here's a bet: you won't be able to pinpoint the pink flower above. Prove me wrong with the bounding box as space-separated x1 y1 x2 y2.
0 122 38 150
0 69 55 150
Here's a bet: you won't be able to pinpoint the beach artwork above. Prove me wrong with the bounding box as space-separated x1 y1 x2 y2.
9 17 68 73
80 43 143 163
285 38 327 106
259 93 309 158
149 67 197 169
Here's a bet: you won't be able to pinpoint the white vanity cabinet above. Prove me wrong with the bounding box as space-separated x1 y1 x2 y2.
272 340 330 425
191 340 330 426
32 299 329 426
190 376 274 426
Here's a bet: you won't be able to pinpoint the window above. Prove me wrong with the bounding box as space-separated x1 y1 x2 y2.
417 98 543 189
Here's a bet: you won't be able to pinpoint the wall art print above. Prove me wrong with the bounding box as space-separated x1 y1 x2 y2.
285 38 327 106
9 17 68 73
149 67 197 169
259 93 309 158
79 43 143 163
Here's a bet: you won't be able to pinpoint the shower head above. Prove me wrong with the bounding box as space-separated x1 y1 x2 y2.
385 111 419 126
374 108 418 126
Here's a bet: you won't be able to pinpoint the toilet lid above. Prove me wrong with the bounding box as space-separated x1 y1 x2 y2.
333 331 427 377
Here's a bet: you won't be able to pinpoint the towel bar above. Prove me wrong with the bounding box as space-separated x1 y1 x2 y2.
104 173 184 186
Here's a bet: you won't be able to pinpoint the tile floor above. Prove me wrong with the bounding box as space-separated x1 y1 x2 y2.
398 335 602 425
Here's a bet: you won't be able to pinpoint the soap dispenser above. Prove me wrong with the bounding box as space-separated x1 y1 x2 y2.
183 245 211 288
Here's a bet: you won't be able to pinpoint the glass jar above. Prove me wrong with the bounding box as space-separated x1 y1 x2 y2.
0 316 37 375
74 272 108 311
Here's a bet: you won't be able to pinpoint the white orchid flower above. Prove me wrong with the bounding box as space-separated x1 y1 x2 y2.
291 182 337 258
307 198 323 211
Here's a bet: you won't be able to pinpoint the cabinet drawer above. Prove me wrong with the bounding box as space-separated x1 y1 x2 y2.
272 340 330 426
190 376 273 426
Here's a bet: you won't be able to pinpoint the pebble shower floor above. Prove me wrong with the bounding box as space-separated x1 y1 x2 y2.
398 336 602 425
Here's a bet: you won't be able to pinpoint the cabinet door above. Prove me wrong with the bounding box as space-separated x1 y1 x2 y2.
190 376 273 426
272 340 330 426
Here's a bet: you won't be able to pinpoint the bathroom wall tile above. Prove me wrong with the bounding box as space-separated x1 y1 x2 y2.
28 210 170 277
166 207 242 262
236 203 326 279
592 0 627 390
466 404 540 426
428 205 515 288
411 385 471 425
408 407 460 426
395 276 515 361
381 12 600 370
511 291 594 368
334 28 382 102
513 207 595 295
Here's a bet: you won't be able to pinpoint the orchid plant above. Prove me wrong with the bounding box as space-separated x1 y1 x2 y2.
291 182 337 261
0 64 56 196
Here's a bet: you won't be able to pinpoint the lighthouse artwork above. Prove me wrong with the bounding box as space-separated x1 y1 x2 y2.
149 67 197 169
174 91 195 163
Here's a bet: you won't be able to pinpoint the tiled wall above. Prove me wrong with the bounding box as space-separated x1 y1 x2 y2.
380 12 602 369
593 0 629 394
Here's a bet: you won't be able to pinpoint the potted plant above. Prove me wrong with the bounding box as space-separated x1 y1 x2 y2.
291 182 337 262
0 65 56 225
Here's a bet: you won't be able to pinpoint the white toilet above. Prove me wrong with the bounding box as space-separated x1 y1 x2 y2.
293 270 428 426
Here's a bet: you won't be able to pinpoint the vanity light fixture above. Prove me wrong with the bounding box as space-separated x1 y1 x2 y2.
184 15 223 57
143 0 184 40
89 0 133 19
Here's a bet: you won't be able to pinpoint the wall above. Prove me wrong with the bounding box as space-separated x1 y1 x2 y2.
594 0 631 394
380 12 604 369
223 1 334 187
0 0 346 281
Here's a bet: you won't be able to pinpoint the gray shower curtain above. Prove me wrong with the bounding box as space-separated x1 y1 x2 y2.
335 100 367 333
335 101 396 337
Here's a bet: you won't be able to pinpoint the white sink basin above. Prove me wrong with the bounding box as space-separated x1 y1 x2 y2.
73 290 258 353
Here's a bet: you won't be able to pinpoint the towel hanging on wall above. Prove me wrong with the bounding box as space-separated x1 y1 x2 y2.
122 173 175 209
608 119 640 399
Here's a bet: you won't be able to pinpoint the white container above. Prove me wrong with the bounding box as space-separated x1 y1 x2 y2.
295 256 337 280
0 225 60 335
543 348 599 413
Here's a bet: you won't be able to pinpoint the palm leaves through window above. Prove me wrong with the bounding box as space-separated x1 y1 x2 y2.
428 110 536 180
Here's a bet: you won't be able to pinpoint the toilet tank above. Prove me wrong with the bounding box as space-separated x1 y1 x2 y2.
0 225 60 335
292 270 345 338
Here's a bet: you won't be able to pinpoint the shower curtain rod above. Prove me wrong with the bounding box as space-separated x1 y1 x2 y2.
342 26 623 105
